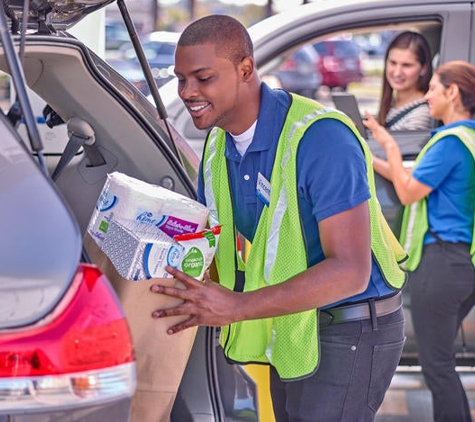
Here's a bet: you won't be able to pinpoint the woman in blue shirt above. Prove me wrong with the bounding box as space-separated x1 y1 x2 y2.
364 61 475 422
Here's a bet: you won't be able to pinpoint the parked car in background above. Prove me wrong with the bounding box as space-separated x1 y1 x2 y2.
105 18 130 52
271 44 322 98
106 57 151 95
158 0 475 375
312 39 364 90
110 30 179 95
354 30 398 57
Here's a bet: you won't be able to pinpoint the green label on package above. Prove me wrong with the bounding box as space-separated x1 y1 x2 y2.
181 246 204 278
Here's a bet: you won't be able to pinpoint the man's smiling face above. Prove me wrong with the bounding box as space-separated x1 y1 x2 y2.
174 43 244 132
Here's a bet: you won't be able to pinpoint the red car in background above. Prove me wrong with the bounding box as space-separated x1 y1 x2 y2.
272 45 323 99
312 39 363 90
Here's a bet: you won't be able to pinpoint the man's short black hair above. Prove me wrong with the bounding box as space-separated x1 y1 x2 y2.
178 14 254 67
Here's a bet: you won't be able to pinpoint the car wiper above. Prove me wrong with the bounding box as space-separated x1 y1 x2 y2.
0 0 48 176
115 0 185 167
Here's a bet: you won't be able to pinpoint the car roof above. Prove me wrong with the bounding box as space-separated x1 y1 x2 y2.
248 0 471 46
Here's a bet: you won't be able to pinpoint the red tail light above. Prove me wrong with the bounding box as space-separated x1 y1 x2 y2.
0 264 136 411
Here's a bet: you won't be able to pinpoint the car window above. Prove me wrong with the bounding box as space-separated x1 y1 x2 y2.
0 110 82 328
261 22 441 118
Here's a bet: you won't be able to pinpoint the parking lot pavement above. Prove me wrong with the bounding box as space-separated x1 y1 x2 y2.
376 367 475 421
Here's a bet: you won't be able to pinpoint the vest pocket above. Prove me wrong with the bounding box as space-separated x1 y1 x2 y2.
222 319 272 363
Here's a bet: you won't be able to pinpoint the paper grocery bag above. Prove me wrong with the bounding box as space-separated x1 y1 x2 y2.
83 233 197 422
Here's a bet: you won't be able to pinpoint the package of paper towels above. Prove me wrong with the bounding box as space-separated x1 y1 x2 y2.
87 171 209 248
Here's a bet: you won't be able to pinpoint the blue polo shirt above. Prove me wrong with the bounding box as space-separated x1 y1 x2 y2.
412 120 475 246
198 83 396 306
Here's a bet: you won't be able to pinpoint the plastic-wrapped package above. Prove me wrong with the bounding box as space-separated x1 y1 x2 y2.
87 171 209 247
102 220 185 280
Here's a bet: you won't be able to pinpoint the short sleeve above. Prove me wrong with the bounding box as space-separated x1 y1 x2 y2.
296 118 371 222
412 135 465 189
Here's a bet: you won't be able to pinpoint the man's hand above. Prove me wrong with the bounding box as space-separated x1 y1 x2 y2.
150 267 240 334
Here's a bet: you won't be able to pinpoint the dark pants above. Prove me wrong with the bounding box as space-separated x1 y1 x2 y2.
410 241 475 422
269 306 405 422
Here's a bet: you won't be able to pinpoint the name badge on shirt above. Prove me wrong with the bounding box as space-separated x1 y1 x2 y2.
256 172 271 207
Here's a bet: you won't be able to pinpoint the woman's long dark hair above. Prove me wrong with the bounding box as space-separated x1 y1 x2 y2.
378 31 433 125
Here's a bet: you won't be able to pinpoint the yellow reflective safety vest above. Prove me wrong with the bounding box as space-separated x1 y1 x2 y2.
202 93 407 380
400 125 475 271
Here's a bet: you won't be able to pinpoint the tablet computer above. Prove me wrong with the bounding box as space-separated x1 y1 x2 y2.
331 92 368 138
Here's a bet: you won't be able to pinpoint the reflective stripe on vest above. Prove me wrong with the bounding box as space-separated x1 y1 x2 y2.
202 93 407 380
400 126 475 271
204 126 220 228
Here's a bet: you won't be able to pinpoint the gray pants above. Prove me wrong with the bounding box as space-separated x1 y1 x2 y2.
410 241 475 422
270 305 405 421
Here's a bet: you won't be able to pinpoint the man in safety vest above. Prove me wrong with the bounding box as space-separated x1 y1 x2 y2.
151 14 407 421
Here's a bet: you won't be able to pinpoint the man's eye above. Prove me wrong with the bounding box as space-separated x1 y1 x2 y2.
198 76 211 83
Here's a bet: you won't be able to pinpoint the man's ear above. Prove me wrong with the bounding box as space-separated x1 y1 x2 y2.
239 56 255 81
